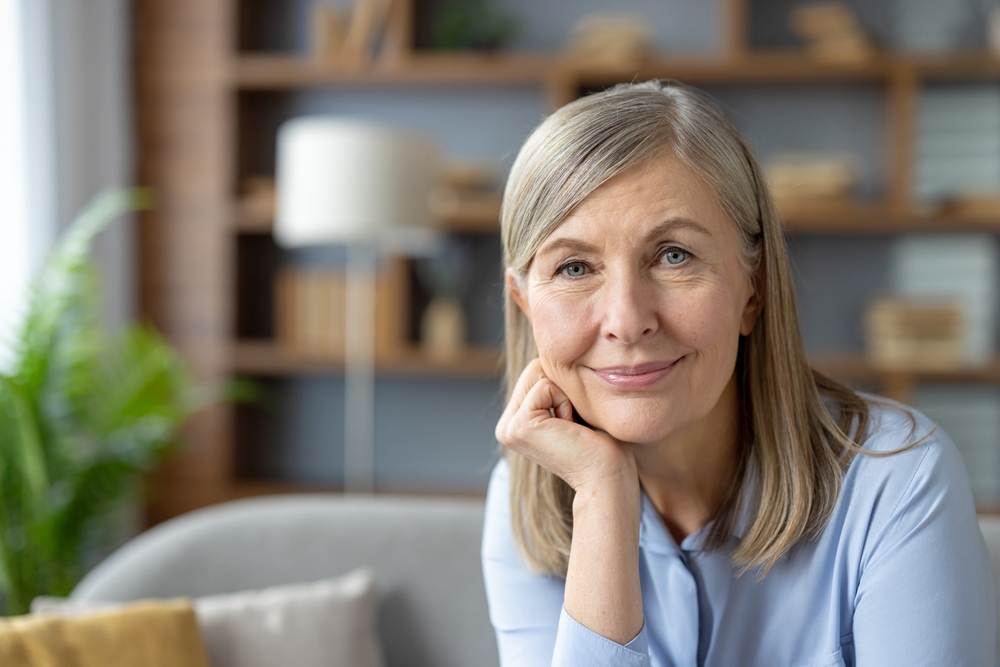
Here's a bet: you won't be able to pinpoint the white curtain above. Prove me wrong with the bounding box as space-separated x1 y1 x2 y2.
0 0 134 372
49 0 135 333
0 0 36 373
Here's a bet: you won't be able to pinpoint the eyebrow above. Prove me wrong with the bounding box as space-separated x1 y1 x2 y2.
644 217 714 242
536 217 713 258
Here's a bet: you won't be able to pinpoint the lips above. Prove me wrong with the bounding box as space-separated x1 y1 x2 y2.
590 359 680 389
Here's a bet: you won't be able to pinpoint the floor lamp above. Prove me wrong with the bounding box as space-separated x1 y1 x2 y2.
273 118 440 493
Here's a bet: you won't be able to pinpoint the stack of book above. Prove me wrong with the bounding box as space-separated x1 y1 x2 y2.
889 234 998 365
788 2 876 64
865 297 965 370
274 268 347 360
916 84 1000 204
312 0 406 67
428 161 503 233
764 153 858 216
273 258 410 362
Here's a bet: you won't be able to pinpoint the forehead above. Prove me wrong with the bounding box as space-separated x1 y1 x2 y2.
536 153 735 254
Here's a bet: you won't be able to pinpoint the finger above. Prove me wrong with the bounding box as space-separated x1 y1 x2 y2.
523 377 574 422
508 358 546 409
520 378 571 424
498 377 561 447
498 358 547 430
552 387 574 421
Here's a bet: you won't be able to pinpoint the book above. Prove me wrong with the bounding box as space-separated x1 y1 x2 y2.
275 267 347 359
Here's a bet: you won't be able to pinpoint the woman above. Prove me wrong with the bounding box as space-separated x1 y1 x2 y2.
482 80 996 667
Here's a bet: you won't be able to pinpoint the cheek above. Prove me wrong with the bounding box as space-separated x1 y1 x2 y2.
529 291 596 370
662 281 746 352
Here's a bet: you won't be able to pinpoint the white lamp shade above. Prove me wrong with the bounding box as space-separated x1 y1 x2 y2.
274 117 441 248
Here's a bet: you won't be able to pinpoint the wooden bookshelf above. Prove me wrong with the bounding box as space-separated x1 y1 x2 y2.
231 340 502 377
137 0 1000 522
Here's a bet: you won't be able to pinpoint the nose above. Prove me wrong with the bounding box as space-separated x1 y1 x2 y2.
599 270 659 345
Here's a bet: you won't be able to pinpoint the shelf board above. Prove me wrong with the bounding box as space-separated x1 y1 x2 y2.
810 353 1000 383
232 50 1000 91
781 203 1000 234
231 202 500 235
233 195 1000 237
233 207 273 234
431 193 501 233
232 340 502 377
232 344 1000 384
906 51 1000 80
578 52 893 86
572 51 1000 85
234 52 555 89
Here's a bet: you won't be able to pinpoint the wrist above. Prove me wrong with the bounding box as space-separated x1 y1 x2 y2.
572 468 642 538
573 455 640 507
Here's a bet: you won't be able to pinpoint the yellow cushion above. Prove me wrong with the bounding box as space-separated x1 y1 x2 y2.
0 599 211 667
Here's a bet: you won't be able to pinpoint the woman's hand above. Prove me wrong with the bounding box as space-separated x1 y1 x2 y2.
495 359 637 494
497 359 645 645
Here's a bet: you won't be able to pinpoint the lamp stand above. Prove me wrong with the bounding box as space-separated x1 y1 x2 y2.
344 244 377 493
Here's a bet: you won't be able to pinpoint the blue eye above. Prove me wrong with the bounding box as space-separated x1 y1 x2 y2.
561 263 587 277
662 248 688 265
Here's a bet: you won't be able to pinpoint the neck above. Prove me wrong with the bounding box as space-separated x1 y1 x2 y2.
634 370 741 545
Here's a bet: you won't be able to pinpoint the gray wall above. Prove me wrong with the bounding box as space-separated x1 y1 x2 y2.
246 376 504 491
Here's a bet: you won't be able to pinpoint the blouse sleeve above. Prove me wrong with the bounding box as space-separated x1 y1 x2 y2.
481 459 650 667
851 426 996 666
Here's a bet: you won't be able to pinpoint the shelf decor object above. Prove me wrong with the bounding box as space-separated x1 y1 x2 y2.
414 236 474 361
787 2 877 65
274 117 441 492
764 152 859 218
564 13 655 69
889 233 998 365
865 297 965 370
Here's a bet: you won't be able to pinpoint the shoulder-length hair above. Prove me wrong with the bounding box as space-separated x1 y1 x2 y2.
500 80 869 577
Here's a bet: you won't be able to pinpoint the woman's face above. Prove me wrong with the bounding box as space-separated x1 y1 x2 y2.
509 152 760 445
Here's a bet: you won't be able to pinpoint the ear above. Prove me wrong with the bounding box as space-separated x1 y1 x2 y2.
506 268 530 323
739 271 763 337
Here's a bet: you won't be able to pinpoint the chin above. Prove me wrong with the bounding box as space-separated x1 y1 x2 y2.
578 400 678 444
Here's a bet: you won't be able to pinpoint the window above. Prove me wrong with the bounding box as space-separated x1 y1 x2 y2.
0 0 30 372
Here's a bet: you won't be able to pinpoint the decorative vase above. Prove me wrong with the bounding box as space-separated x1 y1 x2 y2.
421 298 467 361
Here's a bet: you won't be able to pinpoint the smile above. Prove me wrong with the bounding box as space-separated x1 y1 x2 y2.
590 360 680 389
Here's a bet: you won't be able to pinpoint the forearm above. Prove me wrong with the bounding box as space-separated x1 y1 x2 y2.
563 470 643 645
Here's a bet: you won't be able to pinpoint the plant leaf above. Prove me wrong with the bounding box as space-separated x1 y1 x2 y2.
13 189 152 393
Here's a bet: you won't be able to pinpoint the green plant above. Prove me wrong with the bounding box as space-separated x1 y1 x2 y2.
0 191 215 615
431 0 518 51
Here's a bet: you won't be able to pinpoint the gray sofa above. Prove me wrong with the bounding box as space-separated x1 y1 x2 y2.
70 495 1000 666
69 494 499 667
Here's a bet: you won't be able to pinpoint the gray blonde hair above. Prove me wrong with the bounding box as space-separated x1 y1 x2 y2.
501 80 869 577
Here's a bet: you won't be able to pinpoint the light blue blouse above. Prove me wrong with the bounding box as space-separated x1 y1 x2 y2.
481 401 997 667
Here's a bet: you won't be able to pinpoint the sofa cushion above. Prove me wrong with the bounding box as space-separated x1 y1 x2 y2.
2 598 209 667
196 569 384 667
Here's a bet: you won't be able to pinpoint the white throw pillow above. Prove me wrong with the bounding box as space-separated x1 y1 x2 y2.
31 567 385 667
